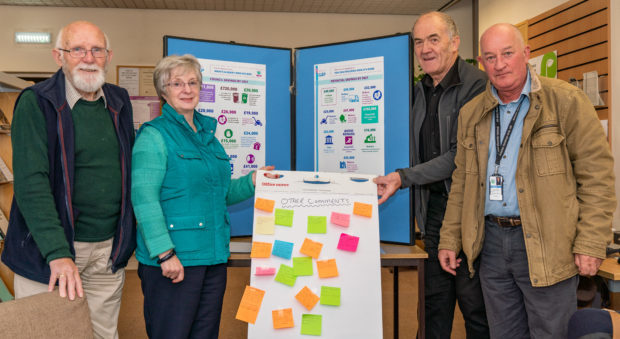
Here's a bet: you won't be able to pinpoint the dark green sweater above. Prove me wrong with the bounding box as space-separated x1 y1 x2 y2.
12 90 121 262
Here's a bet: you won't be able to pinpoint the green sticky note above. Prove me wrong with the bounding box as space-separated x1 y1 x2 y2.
307 216 327 234
275 208 294 227
301 314 322 336
320 286 341 306
293 257 313 276
275 264 297 287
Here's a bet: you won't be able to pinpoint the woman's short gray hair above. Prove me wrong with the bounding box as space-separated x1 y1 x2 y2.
153 54 202 99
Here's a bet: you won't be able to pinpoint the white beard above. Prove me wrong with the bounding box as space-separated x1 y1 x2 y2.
64 62 106 94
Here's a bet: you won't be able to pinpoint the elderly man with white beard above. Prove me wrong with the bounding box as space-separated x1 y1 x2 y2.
1 21 136 339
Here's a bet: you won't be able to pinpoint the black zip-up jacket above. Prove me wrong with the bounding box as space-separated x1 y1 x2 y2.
2 68 136 284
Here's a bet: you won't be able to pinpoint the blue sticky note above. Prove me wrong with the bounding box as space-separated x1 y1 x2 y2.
272 240 294 260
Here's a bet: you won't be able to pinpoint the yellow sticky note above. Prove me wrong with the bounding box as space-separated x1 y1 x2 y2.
300 238 323 259
316 259 339 278
256 216 275 235
295 286 320 311
353 202 372 218
272 308 295 329
250 241 272 258
236 285 265 324
255 197 275 213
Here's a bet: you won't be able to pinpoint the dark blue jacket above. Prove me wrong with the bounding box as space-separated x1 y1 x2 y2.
1 68 136 284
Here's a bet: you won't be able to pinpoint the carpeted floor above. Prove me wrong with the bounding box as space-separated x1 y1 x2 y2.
118 267 466 338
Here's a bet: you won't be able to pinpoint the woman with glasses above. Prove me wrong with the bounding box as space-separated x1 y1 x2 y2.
131 54 272 338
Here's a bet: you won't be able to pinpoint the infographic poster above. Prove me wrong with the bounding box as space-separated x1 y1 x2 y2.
239 170 383 338
314 57 385 175
196 58 267 178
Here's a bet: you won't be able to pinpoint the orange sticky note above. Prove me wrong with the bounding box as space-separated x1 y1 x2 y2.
295 286 320 311
236 285 265 324
300 238 323 259
272 308 295 329
353 202 372 218
251 241 272 258
316 259 339 278
255 198 275 213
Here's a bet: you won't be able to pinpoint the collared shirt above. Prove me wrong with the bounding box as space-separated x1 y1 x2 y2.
484 71 531 216
64 78 106 109
420 58 460 193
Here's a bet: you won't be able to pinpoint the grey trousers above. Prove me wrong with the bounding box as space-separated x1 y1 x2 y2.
480 218 578 339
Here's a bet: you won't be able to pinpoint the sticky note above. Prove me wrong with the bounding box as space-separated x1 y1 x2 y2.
275 264 297 287
272 240 294 259
337 233 360 252
300 238 323 259
293 257 313 276
320 286 341 306
255 197 275 212
353 202 372 218
295 286 320 311
301 314 322 336
275 208 294 227
272 308 294 329
307 216 327 234
235 285 265 324
330 212 350 227
250 241 272 258
255 267 276 276
256 216 275 235
316 259 339 278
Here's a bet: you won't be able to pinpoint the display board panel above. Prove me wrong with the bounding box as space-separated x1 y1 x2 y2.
295 34 413 244
165 36 293 236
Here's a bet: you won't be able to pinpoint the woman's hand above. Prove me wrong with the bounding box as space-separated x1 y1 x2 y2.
158 250 184 283
252 165 279 186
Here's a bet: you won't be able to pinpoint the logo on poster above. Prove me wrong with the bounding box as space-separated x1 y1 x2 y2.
253 142 261 150
325 135 333 145
373 90 382 100
340 161 346 169
224 129 233 138
345 136 353 145
218 115 227 125
246 154 255 164
364 134 376 143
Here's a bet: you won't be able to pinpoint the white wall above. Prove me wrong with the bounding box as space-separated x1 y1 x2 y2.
0 4 475 84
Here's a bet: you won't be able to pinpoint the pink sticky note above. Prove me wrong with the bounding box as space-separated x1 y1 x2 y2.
331 212 350 227
255 267 277 276
337 233 360 252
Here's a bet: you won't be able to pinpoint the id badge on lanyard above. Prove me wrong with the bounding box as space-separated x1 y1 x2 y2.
489 174 503 201
489 98 523 202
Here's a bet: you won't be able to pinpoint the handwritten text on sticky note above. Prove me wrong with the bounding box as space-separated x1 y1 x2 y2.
320 286 341 306
235 285 265 324
330 212 350 227
301 314 322 336
250 241 272 258
337 233 360 252
272 308 294 329
353 202 372 218
307 216 327 234
275 264 297 287
255 216 275 235
274 208 294 227
272 240 294 259
316 259 339 278
300 238 323 259
296 286 320 311
255 197 275 213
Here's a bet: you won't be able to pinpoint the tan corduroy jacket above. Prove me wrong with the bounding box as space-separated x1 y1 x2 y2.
438 68 616 287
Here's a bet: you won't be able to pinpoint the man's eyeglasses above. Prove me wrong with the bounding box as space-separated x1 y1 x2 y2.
165 80 201 90
58 47 108 58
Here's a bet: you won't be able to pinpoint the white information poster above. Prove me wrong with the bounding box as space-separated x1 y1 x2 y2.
196 58 267 178
314 57 385 175
240 170 383 338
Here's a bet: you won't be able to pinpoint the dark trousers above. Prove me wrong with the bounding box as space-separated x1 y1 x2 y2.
480 219 578 339
138 263 228 339
424 190 490 339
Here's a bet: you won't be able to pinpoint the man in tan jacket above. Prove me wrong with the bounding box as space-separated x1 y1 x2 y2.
438 23 615 338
